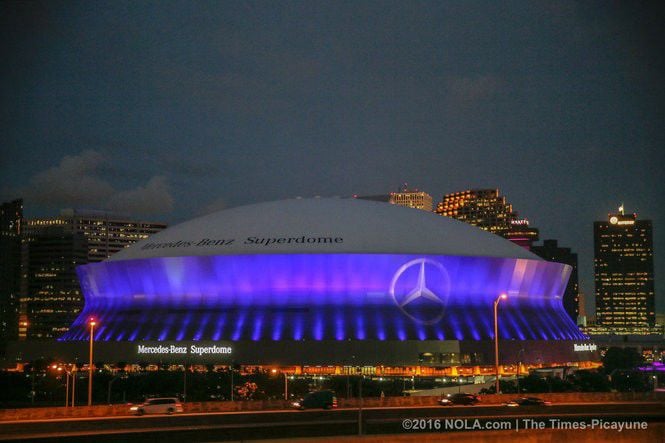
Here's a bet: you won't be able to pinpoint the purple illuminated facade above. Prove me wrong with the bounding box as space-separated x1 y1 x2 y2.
46 198 597 367
61 253 585 343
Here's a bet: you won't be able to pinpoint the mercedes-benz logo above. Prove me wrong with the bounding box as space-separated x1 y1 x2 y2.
389 258 450 325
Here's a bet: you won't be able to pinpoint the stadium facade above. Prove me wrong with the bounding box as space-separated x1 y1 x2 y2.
8 198 597 374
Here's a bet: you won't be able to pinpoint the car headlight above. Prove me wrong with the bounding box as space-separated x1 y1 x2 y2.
130 406 138 411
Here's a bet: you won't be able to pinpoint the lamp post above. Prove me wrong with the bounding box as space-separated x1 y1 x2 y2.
230 362 235 401
62 366 73 407
51 364 70 407
357 367 363 436
183 363 189 403
516 347 525 394
494 293 507 394
107 371 127 405
271 368 289 400
284 373 288 401
60 367 69 407
88 317 96 407
72 365 77 407
29 364 35 405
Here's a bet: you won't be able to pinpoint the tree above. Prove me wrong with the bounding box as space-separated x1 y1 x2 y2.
602 347 644 374
609 370 649 392
566 370 611 392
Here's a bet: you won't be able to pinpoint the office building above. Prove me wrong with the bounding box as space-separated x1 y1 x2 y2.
24 209 167 262
577 289 587 327
531 239 580 324
0 199 23 351
356 186 433 212
21 227 88 339
389 190 433 212
19 209 167 339
436 189 539 249
594 206 655 328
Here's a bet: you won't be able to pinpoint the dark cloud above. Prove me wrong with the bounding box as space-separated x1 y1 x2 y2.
6 150 174 216
107 176 174 216
13 150 114 206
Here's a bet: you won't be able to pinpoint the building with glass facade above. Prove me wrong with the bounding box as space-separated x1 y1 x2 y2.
18 210 167 340
436 189 539 249
24 209 166 262
532 239 580 325
0 199 23 352
594 207 655 328
21 227 89 339
356 188 433 212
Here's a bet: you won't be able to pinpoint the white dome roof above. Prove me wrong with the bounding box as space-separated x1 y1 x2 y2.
109 198 541 261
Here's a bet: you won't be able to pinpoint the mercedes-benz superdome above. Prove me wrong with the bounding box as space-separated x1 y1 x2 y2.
59 198 597 369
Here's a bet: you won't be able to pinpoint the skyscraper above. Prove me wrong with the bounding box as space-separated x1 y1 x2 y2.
388 189 433 212
21 227 88 339
356 186 433 212
19 209 167 339
0 199 23 352
532 239 580 324
594 206 655 329
436 189 539 249
23 209 167 262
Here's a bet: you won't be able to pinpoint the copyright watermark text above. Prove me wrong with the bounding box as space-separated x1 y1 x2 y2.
401 418 649 433
402 418 512 431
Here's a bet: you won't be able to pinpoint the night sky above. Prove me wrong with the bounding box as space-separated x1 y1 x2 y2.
2 1 664 318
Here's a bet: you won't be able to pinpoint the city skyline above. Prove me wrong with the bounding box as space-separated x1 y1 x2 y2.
1 2 663 318
7 193 660 321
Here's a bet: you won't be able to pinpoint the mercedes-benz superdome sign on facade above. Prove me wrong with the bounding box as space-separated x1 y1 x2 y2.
60 198 591 365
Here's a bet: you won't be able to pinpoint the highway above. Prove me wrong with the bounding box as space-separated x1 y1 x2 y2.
1 402 664 442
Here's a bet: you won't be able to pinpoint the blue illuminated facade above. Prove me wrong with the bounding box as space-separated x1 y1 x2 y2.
61 254 586 343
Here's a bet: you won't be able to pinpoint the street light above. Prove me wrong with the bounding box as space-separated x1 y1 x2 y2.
88 317 97 407
50 363 75 407
230 361 236 401
271 369 288 400
71 364 77 407
61 366 72 407
516 347 525 394
494 293 507 394
108 371 128 405
284 373 288 401
357 367 363 436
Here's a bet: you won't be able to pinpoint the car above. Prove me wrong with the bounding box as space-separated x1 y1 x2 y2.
130 397 184 415
291 390 338 410
438 393 480 406
505 397 551 407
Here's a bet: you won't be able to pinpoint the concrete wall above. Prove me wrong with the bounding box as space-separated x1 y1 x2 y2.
1 392 663 422
338 391 665 407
